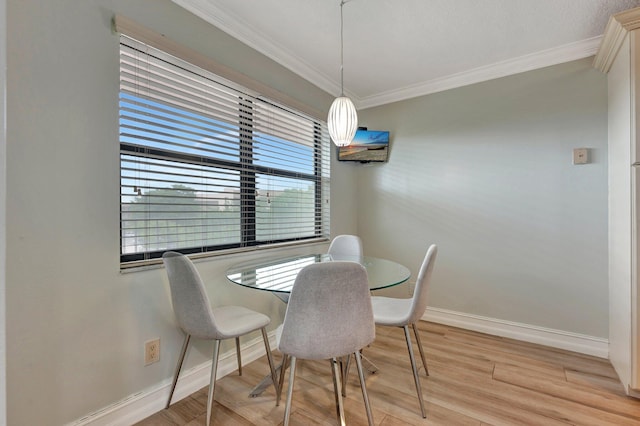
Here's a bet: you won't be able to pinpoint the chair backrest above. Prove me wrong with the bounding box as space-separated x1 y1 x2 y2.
162 251 219 339
407 244 438 324
328 234 363 259
278 261 375 360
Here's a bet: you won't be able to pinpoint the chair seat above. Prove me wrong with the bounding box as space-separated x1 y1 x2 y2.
371 296 413 327
212 305 271 339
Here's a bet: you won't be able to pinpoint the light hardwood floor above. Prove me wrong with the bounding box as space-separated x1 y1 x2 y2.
136 321 640 425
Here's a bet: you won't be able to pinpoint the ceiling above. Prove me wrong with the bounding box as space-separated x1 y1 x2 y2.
173 0 640 109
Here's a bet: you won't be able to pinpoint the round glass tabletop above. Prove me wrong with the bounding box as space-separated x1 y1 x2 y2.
226 254 411 293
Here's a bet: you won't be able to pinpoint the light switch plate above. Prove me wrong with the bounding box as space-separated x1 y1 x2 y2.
573 148 588 165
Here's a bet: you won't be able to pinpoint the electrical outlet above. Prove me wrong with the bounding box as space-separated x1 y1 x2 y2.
144 338 160 366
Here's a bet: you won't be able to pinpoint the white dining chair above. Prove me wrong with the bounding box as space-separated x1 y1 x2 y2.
162 251 279 426
370 244 438 418
277 261 375 426
328 233 365 392
328 234 363 259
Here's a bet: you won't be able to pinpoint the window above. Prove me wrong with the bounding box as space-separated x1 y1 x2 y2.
119 35 330 265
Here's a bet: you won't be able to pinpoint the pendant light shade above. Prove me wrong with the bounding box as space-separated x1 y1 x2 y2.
328 0 357 147
328 96 358 147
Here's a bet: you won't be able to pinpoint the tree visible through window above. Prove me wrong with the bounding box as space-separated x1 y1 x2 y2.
119 36 330 264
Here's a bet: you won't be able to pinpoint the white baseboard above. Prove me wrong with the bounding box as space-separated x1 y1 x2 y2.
423 307 609 359
67 331 278 426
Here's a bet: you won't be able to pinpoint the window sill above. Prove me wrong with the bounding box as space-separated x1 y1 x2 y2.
119 238 330 273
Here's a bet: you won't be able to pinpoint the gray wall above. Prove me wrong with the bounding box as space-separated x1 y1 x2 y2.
5 1 349 425
359 58 609 337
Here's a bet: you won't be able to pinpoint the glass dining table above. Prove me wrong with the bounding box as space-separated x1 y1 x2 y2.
226 253 411 294
225 253 411 396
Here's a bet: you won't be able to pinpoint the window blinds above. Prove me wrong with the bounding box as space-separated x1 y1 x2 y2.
119 35 330 264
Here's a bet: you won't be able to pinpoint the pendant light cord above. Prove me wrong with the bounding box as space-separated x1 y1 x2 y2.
340 0 346 96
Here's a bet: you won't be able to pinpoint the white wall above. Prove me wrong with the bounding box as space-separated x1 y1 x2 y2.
358 58 609 338
5 1 347 425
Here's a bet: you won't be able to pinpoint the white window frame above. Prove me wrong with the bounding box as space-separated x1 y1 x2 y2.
116 19 330 267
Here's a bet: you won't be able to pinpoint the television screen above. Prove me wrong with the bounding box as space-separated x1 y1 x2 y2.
337 129 389 162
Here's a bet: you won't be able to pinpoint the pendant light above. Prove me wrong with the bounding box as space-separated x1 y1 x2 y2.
327 0 358 147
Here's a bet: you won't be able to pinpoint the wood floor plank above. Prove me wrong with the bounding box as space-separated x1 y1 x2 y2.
425 369 624 425
183 390 254 426
136 322 640 425
440 326 617 379
493 363 640 421
564 367 627 396
395 372 549 426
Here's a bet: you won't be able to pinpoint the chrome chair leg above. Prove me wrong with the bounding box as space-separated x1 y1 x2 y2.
354 351 374 426
235 336 242 376
166 334 191 409
412 323 429 376
260 328 279 401
206 340 221 426
341 348 374 397
283 356 297 426
330 358 346 426
277 354 288 406
404 325 426 418
340 354 351 397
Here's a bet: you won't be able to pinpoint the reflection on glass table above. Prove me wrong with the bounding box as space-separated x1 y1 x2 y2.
226 254 411 294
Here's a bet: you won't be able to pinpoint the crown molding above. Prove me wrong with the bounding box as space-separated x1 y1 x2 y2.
172 0 342 97
593 7 640 73
358 36 602 109
174 0 603 110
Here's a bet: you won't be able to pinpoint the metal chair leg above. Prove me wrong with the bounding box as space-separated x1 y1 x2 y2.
404 325 427 418
277 354 288 406
283 356 297 426
260 328 279 400
330 358 346 426
412 322 429 376
166 334 191 409
341 354 351 397
354 351 374 426
206 340 221 426
235 336 242 376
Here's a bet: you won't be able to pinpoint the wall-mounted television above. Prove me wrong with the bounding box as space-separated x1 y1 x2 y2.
337 129 389 163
